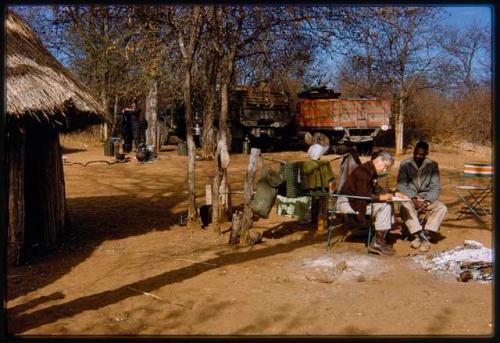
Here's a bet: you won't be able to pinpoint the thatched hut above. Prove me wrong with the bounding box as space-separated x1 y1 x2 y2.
5 10 106 265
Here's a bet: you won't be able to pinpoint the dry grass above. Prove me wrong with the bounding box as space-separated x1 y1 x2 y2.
60 125 103 150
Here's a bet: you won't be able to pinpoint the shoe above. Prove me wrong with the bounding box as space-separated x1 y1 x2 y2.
419 240 431 252
368 239 395 256
410 237 421 249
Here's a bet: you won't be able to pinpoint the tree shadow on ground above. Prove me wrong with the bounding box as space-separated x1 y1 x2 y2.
61 147 87 154
8 221 322 334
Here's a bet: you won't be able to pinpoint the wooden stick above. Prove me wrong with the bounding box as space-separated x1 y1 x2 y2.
127 287 162 300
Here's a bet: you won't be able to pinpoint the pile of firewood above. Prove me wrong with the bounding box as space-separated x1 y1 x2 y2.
458 261 493 282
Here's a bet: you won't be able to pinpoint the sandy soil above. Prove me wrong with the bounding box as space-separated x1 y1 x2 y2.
6 143 493 337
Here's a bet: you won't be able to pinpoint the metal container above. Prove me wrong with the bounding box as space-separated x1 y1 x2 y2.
178 141 187 156
104 139 114 156
242 140 250 155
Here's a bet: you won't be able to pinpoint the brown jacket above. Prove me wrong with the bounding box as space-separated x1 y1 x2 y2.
339 161 385 224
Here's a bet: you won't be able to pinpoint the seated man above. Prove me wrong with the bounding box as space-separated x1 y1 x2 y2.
337 151 407 256
396 141 448 252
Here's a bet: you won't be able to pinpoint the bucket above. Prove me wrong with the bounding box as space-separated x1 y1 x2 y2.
104 139 115 156
177 212 188 226
178 141 187 156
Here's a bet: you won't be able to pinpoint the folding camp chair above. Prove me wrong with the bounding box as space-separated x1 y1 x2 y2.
326 191 374 252
452 162 493 222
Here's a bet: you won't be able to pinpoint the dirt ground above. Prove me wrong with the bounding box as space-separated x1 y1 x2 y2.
6 141 494 337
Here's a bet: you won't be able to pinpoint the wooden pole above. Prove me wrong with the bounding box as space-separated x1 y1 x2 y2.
239 148 260 245
228 211 243 244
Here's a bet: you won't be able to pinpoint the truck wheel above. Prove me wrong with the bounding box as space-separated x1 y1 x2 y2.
358 141 374 156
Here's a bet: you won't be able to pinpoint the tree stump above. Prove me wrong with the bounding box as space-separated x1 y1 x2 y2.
229 211 243 244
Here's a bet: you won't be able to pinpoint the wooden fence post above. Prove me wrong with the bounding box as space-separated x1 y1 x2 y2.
240 148 260 244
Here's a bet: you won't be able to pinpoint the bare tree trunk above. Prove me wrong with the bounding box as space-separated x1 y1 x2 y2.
183 66 199 225
239 148 260 244
111 94 119 136
202 58 217 160
100 90 108 141
145 79 158 149
173 6 202 226
395 93 405 155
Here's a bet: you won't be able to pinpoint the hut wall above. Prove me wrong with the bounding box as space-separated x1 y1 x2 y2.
6 120 69 265
6 127 26 265
24 123 68 258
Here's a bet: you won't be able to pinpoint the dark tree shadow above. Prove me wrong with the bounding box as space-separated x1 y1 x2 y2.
61 147 87 154
8 221 322 334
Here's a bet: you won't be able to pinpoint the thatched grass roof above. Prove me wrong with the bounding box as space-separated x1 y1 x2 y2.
6 9 108 130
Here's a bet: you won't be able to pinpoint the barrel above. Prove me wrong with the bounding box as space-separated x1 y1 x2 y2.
242 140 250 155
178 141 187 156
104 139 115 156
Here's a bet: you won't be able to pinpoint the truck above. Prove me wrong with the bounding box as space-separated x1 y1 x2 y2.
296 87 391 155
227 86 294 152
157 87 294 153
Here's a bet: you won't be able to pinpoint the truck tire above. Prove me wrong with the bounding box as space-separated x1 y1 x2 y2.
358 141 374 156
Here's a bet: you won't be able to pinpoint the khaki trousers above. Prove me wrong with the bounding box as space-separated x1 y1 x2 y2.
399 200 448 234
336 197 392 231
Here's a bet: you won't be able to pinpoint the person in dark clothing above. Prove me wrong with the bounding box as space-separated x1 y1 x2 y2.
337 151 409 255
121 99 142 152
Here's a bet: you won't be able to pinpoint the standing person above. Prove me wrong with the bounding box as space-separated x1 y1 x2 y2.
337 151 408 256
396 141 448 252
121 99 142 152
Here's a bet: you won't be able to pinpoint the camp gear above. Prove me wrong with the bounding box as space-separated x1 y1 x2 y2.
177 213 188 226
178 141 187 156
104 138 115 156
135 143 150 162
300 160 334 191
280 162 302 198
250 166 283 218
242 136 250 155
276 195 311 220
452 162 493 222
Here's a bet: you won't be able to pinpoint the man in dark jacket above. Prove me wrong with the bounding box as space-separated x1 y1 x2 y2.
397 141 448 252
121 99 142 152
337 151 408 255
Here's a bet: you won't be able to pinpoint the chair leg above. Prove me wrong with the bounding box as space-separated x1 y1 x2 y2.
366 223 373 254
326 226 333 251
